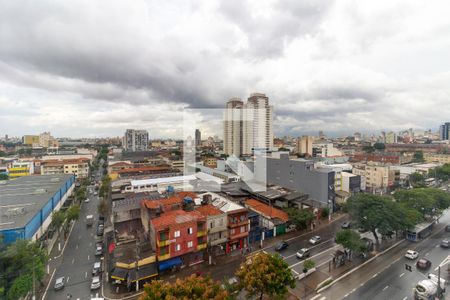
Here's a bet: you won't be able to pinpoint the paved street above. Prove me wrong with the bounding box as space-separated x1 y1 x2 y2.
44 171 104 300
314 210 450 300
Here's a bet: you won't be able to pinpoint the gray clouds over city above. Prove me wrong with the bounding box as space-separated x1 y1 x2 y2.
1 0 450 138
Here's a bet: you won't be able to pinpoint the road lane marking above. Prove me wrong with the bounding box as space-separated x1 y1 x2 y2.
85 272 88 278
402 297 407 300
284 243 339 260
310 295 323 300
90 242 92 246
399 272 405 277
382 285 389 291
67 276 70 283
372 273 378 278
42 268 56 300
88 255 90 261
72 258 75 264
76 244 79 249
425 252 429 256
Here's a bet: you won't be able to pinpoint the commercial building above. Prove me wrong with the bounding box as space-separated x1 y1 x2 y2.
0 174 75 244
223 93 273 156
255 153 335 206
351 152 413 165
8 161 34 178
312 142 343 158
385 131 397 144
296 136 314 156
196 202 228 257
424 153 450 164
245 198 289 234
40 158 90 178
123 129 149 152
195 129 201 147
352 162 400 192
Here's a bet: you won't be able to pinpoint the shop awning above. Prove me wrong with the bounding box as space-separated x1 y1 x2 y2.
111 267 128 281
158 257 182 271
128 263 158 282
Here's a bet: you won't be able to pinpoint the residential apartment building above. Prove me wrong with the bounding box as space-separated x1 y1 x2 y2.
39 132 59 148
22 135 40 146
196 202 228 257
439 122 450 140
123 129 149 152
312 142 343 158
8 161 34 178
352 162 400 192
223 93 273 156
351 152 413 164
424 153 450 164
296 136 314 156
195 129 201 147
40 158 89 178
385 131 397 144
149 209 207 270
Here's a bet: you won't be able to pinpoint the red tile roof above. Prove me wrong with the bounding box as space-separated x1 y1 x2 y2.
245 198 289 222
117 166 172 174
142 195 182 209
151 209 204 229
196 204 223 217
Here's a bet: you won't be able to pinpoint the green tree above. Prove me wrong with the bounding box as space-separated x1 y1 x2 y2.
335 230 367 254
413 151 424 163
321 207 330 219
303 259 315 273
373 142 385 150
0 173 8 180
394 188 450 217
284 208 315 230
98 199 108 216
51 210 66 238
347 194 421 243
236 252 295 300
140 274 228 300
409 172 425 187
66 205 80 222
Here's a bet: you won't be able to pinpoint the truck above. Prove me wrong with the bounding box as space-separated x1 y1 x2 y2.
86 215 94 226
414 275 446 300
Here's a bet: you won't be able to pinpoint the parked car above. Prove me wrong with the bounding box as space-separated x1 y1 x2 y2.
445 224 450 232
95 243 103 256
285 224 297 233
91 276 101 290
92 261 102 275
96 224 104 236
341 221 352 229
417 258 432 270
86 215 94 227
405 250 419 260
54 277 65 290
309 235 321 245
275 241 289 251
296 248 310 259
441 239 450 248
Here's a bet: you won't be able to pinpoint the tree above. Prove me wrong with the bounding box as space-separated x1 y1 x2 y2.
373 142 385 150
66 205 80 222
347 194 421 243
0 173 8 180
51 210 66 238
303 259 315 273
284 208 315 230
98 199 108 216
335 230 367 254
413 151 424 163
394 188 450 218
236 252 295 300
140 274 228 300
408 172 425 187
1 240 48 299
321 207 329 219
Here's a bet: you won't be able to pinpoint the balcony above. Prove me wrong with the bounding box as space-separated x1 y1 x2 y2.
228 219 249 228
197 243 207 251
197 230 206 237
158 253 171 261
157 239 172 247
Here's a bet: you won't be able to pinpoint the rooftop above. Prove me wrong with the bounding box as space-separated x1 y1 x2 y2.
151 209 204 229
199 192 245 213
131 175 197 187
196 204 223 217
0 174 74 230
245 198 289 222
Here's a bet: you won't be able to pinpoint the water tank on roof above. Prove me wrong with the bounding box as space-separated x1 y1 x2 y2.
167 186 174 193
183 197 193 204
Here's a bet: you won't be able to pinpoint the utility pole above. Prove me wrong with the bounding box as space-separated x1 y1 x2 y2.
32 255 36 300
438 265 442 299
135 239 139 292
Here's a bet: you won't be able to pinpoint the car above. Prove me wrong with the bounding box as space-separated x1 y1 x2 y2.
84 198 90 203
275 241 289 251
95 244 103 256
285 224 297 233
341 221 352 229
94 191 98 196
416 258 432 270
296 248 310 259
445 224 450 232
54 276 65 290
92 261 102 275
405 250 419 260
309 235 321 245
441 239 450 248
96 225 104 236
90 276 101 290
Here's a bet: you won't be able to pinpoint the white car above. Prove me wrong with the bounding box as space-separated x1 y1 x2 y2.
84 198 90 203
91 276 101 290
405 250 419 260
309 235 321 245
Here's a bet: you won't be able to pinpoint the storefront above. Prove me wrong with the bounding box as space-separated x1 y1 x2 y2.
158 257 183 272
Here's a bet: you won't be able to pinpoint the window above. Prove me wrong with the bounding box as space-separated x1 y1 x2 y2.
175 244 181 251
174 230 180 238
231 228 235 235
240 215 245 222
187 241 193 248
210 220 214 228
240 226 246 233
187 227 193 235
219 218 223 226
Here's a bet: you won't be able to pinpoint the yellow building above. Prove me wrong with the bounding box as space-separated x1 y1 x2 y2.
8 166 30 178
424 153 450 164
22 135 40 146
41 158 89 178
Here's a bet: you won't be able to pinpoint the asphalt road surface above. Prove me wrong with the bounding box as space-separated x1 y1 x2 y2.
45 170 104 300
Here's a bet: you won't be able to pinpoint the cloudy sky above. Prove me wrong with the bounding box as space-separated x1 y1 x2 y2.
1 0 450 139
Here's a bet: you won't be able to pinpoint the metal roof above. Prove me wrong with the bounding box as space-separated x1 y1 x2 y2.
0 174 73 230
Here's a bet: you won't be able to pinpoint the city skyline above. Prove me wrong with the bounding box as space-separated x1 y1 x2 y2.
1 1 450 138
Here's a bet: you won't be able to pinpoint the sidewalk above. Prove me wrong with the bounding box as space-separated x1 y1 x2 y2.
289 234 405 299
102 213 347 299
